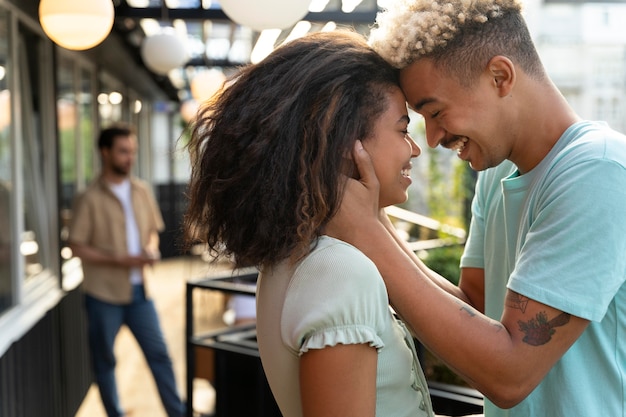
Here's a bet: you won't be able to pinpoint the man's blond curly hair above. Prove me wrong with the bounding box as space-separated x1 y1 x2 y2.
369 0 546 84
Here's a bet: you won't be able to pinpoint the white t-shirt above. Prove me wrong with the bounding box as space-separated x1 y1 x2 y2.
109 179 143 285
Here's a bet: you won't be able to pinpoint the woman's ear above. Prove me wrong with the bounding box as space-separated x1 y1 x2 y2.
488 55 515 97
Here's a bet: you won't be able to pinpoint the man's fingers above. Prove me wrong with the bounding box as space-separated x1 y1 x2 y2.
325 140 381 240
348 140 380 217
352 140 379 192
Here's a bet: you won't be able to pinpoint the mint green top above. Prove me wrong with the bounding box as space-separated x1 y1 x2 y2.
461 121 626 416
256 236 434 417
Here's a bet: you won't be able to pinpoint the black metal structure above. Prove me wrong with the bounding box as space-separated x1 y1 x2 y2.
111 0 381 101
0 289 92 417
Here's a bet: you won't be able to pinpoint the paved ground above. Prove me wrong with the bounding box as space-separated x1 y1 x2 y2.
75 256 235 417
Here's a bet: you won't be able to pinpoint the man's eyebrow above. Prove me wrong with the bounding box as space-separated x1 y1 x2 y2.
413 97 437 111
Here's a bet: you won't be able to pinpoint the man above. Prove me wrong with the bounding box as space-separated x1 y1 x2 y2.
68 124 184 417
330 0 626 415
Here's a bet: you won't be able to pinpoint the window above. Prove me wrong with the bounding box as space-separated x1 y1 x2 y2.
56 53 97 282
98 72 125 125
19 21 57 280
79 67 96 185
0 7 11 313
57 54 77 213
0 5 62 347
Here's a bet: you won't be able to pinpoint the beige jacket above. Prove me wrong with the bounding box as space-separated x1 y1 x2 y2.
68 176 165 304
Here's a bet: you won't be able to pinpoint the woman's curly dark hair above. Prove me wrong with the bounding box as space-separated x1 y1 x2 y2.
184 30 399 268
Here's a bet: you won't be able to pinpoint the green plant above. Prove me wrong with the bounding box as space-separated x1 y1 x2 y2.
420 245 464 285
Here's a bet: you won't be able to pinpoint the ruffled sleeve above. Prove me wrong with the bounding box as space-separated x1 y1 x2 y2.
300 325 384 353
280 237 390 356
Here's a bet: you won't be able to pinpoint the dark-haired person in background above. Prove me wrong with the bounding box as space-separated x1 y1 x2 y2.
68 124 184 417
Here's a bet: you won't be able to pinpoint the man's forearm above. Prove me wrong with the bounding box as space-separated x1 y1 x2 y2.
68 243 151 268
350 219 544 405
69 243 121 266
379 213 470 303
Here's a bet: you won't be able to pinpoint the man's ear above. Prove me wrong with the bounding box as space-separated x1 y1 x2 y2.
488 55 515 97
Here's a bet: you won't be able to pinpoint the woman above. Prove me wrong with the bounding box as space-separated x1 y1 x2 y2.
184 30 434 417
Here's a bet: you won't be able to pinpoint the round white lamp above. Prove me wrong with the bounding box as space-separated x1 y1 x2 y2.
39 0 114 51
219 0 311 31
191 69 227 102
141 29 190 75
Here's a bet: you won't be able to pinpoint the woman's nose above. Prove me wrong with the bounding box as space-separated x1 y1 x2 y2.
408 135 421 158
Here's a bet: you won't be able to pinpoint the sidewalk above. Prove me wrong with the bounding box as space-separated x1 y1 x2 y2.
75 256 235 417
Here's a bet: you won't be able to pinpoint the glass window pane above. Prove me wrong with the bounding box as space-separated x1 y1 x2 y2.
60 63 96 262
98 72 125 125
19 23 52 279
79 67 95 184
57 55 76 211
0 7 12 311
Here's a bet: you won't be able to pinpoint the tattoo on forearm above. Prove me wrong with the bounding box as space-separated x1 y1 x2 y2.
517 312 570 346
460 305 476 317
458 302 503 332
455 300 504 332
506 293 529 313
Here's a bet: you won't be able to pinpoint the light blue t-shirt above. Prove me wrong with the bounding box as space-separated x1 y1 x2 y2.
461 121 626 416
256 236 434 417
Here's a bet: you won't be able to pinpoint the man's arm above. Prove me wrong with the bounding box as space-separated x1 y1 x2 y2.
329 141 589 407
379 211 472 304
371 226 587 406
459 267 485 313
144 230 162 261
68 242 155 268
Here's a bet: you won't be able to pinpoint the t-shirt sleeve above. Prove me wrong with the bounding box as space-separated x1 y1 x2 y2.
509 152 626 321
460 162 515 269
460 189 485 269
281 242 389 355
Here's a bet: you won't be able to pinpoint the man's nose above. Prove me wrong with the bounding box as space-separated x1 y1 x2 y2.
424 120 445 148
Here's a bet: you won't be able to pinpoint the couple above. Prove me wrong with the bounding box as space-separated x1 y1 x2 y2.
184 0 626 416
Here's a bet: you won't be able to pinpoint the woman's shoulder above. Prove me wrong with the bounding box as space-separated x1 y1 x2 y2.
290 236 386 297
306 236 379 275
